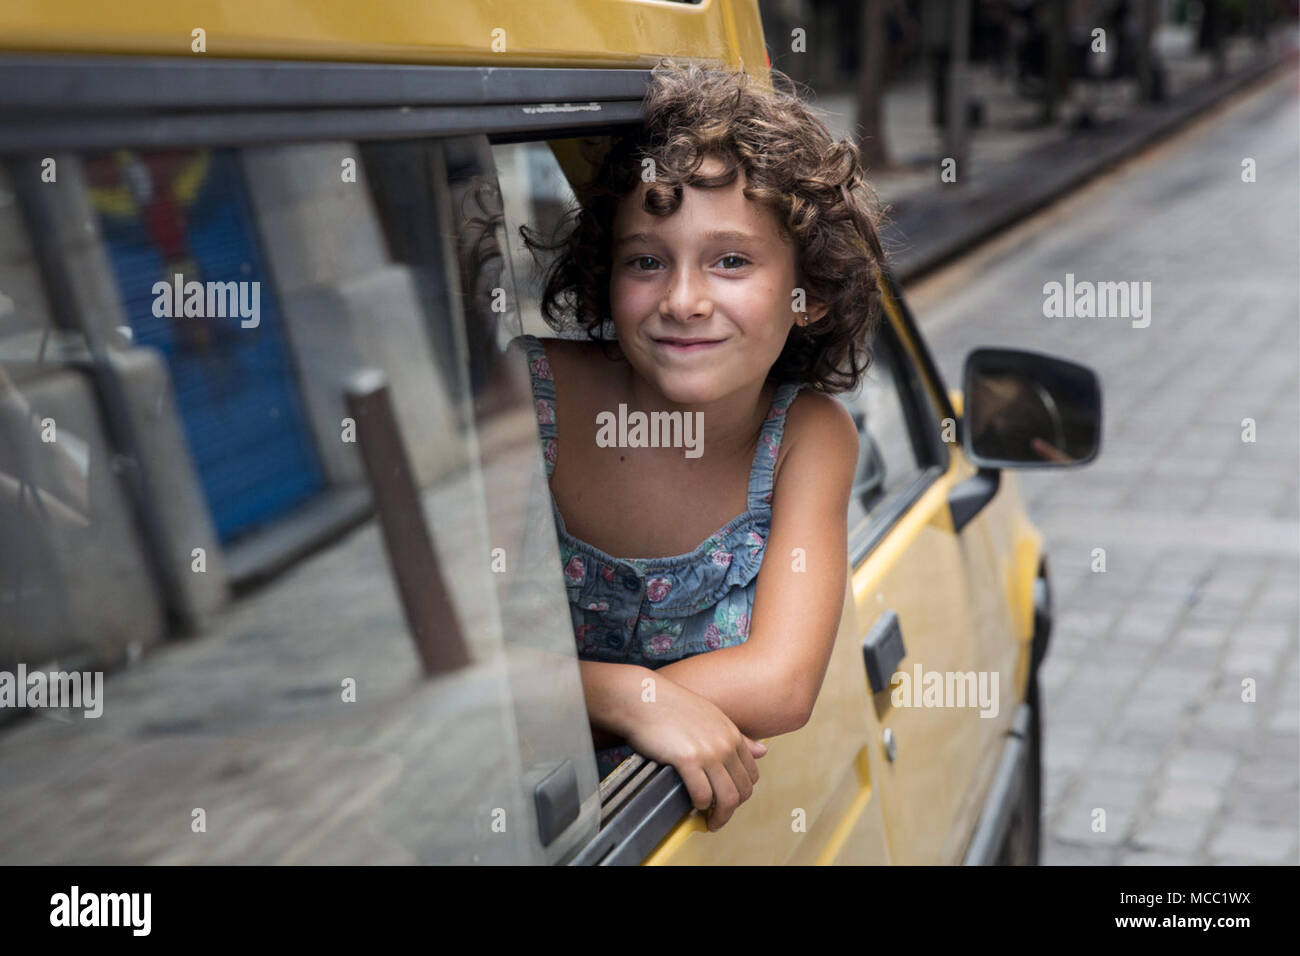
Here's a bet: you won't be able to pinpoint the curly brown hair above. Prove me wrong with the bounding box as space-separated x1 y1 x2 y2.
520 57 890 393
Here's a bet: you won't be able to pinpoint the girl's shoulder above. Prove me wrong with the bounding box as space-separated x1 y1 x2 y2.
772 386 858 486
783 386 854 434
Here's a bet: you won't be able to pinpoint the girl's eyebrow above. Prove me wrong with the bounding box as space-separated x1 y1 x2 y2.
614 229 762 249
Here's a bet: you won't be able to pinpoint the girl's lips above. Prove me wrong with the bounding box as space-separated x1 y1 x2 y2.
654 337 724 353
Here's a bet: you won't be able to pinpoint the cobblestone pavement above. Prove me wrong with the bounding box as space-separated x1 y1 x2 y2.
903 65 1300 865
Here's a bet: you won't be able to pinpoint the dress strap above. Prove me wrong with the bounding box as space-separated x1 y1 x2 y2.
514 333 559 479
746 381 806 511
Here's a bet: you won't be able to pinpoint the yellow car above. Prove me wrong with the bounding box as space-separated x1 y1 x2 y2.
0 0 1101 865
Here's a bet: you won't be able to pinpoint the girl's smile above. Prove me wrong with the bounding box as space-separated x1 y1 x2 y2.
652 335 727 354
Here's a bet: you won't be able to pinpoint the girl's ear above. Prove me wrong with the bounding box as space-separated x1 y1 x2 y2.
804 298 830 325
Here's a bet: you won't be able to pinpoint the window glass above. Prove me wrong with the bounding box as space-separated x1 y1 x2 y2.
405 136 601 852
82 148 327 542
839 327 928 531
491 139 587 340
889 303 954 463
0 142 549 863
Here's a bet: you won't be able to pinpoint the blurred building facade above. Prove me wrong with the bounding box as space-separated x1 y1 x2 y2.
0 146 462 672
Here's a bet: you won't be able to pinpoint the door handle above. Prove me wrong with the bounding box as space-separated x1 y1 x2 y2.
948 466 1000 533
533 758 580 847
861 609 906 694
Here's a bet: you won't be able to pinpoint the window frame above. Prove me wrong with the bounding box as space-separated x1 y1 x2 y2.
0 55 650 150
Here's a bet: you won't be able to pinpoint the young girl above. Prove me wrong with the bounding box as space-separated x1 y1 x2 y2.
513 59 888 831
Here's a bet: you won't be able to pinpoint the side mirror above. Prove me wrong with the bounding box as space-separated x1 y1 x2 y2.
962 347 1102 469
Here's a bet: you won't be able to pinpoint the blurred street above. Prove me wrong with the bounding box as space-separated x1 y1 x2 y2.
814 22 1289 204
905 63 1299 864
810 22 1296 278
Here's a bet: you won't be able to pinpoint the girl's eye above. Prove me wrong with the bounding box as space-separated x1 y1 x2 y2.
625 254 749 271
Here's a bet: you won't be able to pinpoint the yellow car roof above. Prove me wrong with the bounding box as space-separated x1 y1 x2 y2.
0 0 767 74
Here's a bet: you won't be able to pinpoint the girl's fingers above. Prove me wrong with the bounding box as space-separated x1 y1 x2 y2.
704 763 741 831
680 764 715 814
737 740 760 786
724 748 754 804
744 735 768 759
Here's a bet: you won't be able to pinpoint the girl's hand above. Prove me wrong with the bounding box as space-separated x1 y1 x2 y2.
621 675 767 831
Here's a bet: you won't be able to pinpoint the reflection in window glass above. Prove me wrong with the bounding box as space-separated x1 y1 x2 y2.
442 137 603 852
0 142 541 863
492 140 582 340
84 148 326 542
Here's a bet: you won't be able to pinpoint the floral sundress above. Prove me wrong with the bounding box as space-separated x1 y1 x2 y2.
515 333 805 780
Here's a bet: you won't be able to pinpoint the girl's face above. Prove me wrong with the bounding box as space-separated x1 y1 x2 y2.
609 154 825 406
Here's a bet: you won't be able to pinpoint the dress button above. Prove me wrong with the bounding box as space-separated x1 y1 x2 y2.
622 574 640 592
604 631 625 649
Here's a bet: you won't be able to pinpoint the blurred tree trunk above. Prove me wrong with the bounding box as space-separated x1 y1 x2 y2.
812 0 838 89
1043 0 1069 124
1198 0 1227 80
1136 0 1164 100
1247 0 1270 49
856 0 890 169
944 0 971 179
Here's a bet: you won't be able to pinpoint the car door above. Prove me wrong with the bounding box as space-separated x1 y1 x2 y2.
839 286 995 865
883 278 1031 859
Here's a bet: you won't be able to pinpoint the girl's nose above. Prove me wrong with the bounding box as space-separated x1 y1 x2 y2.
659 266 713 323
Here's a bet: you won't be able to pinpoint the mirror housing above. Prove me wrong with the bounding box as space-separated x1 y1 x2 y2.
961 347 1102 469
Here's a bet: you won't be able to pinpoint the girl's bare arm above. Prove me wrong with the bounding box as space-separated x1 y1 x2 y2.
578 659 656 740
